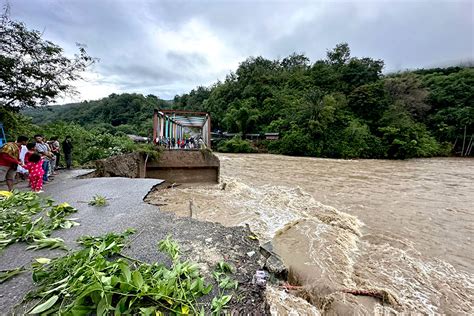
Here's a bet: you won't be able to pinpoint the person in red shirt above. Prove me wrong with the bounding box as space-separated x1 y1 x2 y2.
0 136 28 191
25 153 44 192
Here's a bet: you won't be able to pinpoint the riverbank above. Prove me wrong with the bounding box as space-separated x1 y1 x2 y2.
0 170 268 314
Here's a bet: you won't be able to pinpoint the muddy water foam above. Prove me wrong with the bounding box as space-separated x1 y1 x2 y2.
147 154 474 314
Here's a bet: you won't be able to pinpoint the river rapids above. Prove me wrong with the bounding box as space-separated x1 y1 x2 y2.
147 154 473 315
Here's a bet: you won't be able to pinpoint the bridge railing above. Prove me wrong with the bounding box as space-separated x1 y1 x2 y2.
153 109 211 148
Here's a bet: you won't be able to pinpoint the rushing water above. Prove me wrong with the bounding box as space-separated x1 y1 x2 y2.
147 154 474 314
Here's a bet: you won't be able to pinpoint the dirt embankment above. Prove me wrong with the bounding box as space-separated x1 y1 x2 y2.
94 152 144 178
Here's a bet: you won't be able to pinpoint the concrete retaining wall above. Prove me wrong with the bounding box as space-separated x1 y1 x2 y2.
146 149 220 183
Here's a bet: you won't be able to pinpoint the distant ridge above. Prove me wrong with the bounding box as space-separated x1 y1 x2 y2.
23 93 172 136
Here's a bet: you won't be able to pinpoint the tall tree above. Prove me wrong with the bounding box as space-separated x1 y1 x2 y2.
222 98 259 137
384 73 430 120
326 43 351 66
0 8 95 109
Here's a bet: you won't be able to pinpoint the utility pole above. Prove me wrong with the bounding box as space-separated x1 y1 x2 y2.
461 125 467 156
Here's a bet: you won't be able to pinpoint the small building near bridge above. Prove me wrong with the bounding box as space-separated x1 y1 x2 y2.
212 132 279 142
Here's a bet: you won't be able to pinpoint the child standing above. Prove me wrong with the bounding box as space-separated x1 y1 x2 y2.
24 142 36 164
25 153 44 193
19 143 36 176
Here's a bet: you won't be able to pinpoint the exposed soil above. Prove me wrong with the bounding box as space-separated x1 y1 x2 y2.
94 152 144 178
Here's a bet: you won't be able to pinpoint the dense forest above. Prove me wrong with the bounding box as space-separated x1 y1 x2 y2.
23 43 473 159
173 44 473 158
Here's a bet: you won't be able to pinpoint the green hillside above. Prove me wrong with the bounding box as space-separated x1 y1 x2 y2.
23 93 172 137
172 45 473 158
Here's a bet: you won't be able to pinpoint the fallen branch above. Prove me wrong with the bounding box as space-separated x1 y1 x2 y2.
279 283 399 306
341 288 399 306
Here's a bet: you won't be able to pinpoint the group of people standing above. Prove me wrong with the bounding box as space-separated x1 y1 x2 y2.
0 135 73 192
158 136 204 150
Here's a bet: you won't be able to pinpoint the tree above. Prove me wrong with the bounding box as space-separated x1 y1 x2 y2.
269 126 312 156
304 92 337 137
326 43 351 66
348 81 389 125
222 98 259 137
423 68 474 146
384 73 430 120
325 43 384 92
378 103 441 158
0 8 95 109
281 53 310 71
339 118 382 158
341 57 384 90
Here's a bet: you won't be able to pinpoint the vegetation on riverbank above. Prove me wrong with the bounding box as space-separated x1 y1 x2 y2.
22 93 170 137
217 136 256 153
1 113 160 167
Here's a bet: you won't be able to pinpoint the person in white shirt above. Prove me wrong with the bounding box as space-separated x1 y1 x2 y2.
16 144 28 177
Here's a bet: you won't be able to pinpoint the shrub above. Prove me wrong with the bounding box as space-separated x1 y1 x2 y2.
268 128 311 156
217 136 256 153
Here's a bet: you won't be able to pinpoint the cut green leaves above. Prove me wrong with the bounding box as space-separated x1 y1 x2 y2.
0 191 79 251
211 294 232 315
158 235 180 262
26 237 66 250
28 295 59 314
27 231 216 315
211 261 238 314
0 267 26 283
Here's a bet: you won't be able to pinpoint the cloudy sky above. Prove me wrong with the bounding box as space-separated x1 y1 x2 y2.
8 0 474 102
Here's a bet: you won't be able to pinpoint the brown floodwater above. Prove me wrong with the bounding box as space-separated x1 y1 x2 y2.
147 154 474 314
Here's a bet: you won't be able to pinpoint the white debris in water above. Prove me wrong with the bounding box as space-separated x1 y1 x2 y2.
265 286 320 316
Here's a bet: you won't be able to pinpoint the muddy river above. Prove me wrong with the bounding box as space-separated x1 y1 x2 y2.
148 154 473 314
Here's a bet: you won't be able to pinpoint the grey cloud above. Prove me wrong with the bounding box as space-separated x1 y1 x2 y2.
263 1 473 71
166 51 209 69
7 0 474 101
98 64 182 87
147 0 473 70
